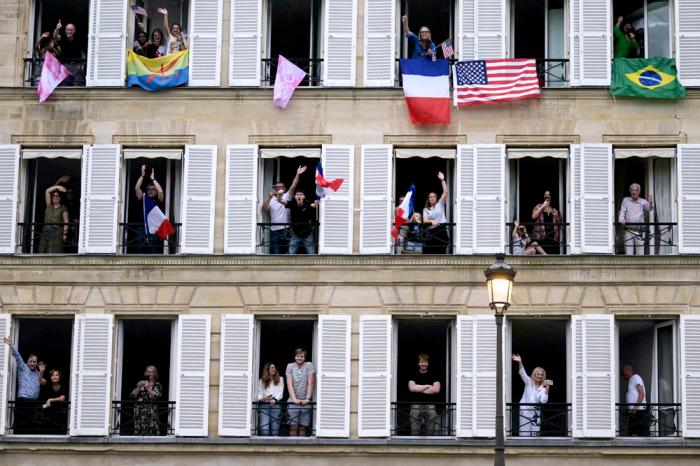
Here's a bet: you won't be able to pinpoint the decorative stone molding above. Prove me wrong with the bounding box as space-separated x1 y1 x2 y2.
603 134 687 146
384 135 467 146
249 134 332 145
497 135 580 145
11 134 94 146
112 134 196 146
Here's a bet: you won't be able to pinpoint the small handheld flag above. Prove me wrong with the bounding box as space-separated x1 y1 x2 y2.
143 195 175 240
131 4 148 16
37 52 69 102
315 161 344 199
392 184 416 240
440 39 454 59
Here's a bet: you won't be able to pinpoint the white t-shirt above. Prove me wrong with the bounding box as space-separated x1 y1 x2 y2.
267 192 292 231
626 374 646 410
423 198 447 226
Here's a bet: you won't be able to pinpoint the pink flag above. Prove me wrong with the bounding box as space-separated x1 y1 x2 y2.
273 55 306 108
37 52 69 102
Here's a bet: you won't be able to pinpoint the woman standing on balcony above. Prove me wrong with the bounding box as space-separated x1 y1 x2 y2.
130 365 163 436
157 8 188 55
531 190 562 254
38 185 69 254
401 15 436 60
512 354 551 437
257 362 284 436
422 171 449 254
41 369 68 434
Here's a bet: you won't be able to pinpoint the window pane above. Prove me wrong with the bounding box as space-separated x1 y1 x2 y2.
647 0 670 58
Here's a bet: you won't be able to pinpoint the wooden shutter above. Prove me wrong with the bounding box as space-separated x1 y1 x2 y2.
175 315 211 436
569 144 582 254
78 145 120 254
358 315 391 437
181 145 217 254
455 145 475 254
323 0 357 86
569 0 581 86
458 0 505 60
456 315 475 436
573 0 610 86
189 0 223 86
458 0 475 60
86 0 126 86
678 145 700 254
218 314 254 436
474 145 505 253
681 315 700 437
359 145 391 254
580 144 613 254
319 145 354 254
0 314 11 434
571 315 615 438
224 145 258 254
316 315 351 437
69 314 113 436
0 145 19 254
363 0 395 86
676 0 700 86
229 0 261 86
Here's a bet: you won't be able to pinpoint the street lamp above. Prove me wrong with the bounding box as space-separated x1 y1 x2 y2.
484 253 516 466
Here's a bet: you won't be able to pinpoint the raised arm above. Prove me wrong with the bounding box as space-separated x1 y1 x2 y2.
45 185 66 206
401 15 411 36
512 354 530 384
151 168 165 202
53 19 63 42
158 8 170 36
134 164 146 201
437 171 448 203
287 165 307 196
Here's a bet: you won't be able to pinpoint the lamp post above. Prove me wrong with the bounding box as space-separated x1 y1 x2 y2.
484 253 516 466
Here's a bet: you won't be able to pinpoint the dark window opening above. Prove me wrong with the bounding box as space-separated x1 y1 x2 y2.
512 0 545 59
130 0 190 57
613 0 671 59
20 157 81 254
116 319 174 436
509 319 568 437
400 0 454 59
10 317 73 435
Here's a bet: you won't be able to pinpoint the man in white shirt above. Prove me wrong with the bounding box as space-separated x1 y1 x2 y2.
261 166 307 254
619 183 654 256
622 364 648 436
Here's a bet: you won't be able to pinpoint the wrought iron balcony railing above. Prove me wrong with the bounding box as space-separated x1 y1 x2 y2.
616 403 681 437
261 57 323 87
251 401 316 436
119 222 182 255
506 221 569 255
507 402 571 437
391 401 455 436
393 222 456 255
17 222 80 254
6 400 70 435
614 222 677 255
111 400 175 436
23 56 87 87
257 222 320 255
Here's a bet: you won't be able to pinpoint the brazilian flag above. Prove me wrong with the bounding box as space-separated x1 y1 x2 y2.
611 58 686 99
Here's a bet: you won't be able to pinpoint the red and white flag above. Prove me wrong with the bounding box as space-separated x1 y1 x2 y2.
37 52 69 102
273 55 307 108
391 184 415 240
144 195 174 239
399 59 450 125
315 161 344 199
453 59 540 106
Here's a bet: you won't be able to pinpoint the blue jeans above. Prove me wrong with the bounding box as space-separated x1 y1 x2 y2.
269 228 288 254
289 231 316 255
258 403 281 436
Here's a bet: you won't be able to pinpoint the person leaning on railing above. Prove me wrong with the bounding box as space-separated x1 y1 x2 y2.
407 353 441 436
619 183 654 256
130 365 163 436
40 369 68 434
285 348 316 436
39 185 69 254
512 354 551 437
257 362 284 436
531 190 561 254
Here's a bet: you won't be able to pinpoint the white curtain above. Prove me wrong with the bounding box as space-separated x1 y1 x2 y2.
653 158 673 254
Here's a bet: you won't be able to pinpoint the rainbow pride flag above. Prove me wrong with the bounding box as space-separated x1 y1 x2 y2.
127 50 189 91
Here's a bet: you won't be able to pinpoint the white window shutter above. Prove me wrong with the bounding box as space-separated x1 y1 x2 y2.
316 315 351 437
0 314 11 434
358 315 391 437
0 145 20 254
78 145 120 254
363 0 395 86
456 315 475 436
229 0 261 86
224 145 258 254
458 0 476 60
678 145 700 254
455 145 475 254
323 0 357 86
475 0 506 59
576 0 611 86
69 314 113 436
676 0 700 86
319 145 354 254
175 315 211 436
473 315 497 437
571 315 615 438
181 145 217 254
189 0 223 86
681 315 700 437
218 314 254 436
360 145 391 254
569 0 581 86
474 144 505 254
86 0 126 86
580 144 613 254
569 144 582 254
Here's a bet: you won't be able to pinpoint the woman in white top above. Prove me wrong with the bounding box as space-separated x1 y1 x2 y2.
512 354 551 437
157 7 189 55
256 362 284 436
422 171 449 254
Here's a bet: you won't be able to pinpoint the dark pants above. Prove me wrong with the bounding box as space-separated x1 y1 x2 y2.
13 398 39 434
423 225 449 254
137 228 164 254
626 410 650 436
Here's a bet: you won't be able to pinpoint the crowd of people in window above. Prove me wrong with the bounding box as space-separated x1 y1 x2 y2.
132 7 188 58
34 20 86 86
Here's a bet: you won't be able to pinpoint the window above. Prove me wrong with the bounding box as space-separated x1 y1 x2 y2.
613 0 671 59
263 0 323 86
129 0 190 58
617 319 679 437
8 317 74 435
113 318 175 436
400 0 454 59
19 150 82 254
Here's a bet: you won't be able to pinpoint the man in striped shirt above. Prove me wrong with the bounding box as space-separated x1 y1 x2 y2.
619 183 654 255
4 337 46 433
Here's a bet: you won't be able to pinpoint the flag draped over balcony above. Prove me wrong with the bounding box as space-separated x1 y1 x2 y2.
127 50 189 91
37 52 69 102
399 59 450 125
273 55 307 108
610 58 686 99
453 59 540 106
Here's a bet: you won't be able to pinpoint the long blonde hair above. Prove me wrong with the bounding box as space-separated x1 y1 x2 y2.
530 366 546 387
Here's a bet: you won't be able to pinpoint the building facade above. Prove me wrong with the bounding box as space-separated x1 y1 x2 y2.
1 0 700 465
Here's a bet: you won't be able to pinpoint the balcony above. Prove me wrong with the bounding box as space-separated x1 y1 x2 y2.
616 403 681 437
391 401 455 436
507 402 571 437
119 222 182 255
506 222 569 255
251 401 316 436
393 223 455 255
261 57 323 87
17 222 80 254
111 400 175 436
614 223 678 255
23 55 86 88
6 400 70 435
257 222 320 255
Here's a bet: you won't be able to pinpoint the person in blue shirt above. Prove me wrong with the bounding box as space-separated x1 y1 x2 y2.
402 15 436 60
5 336 46 434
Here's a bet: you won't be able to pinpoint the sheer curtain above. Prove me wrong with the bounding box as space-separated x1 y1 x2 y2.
653 158 673 254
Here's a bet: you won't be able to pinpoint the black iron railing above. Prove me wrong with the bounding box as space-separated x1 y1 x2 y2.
119 222 182 255
17 222 80 254
262 58 323 87
111 400 175 436
251 401 316 436
506 222 569 255
6 400 70 435
257 222 320 255
616 403 681 437
393 223 455 255
23 56 87 87
391 401 455 436
507 402 571 437
614 222 677 255
536 59 569 87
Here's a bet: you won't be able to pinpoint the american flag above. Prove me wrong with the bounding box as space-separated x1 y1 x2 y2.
441 39 454 59
453 59 540 106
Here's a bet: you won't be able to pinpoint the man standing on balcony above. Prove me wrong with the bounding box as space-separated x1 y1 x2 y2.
4 337 46 434
614 16 640 59
622 364 648 436
53 20 86 86
619 183 654 255
408 354 441 436
285 191 319 255
262 165 307 254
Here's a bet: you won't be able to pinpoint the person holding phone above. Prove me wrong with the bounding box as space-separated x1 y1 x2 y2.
130 365 163 436
531 190 562 254
512 354 551 437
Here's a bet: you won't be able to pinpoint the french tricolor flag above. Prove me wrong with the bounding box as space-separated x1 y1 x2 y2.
315 161 344 199
143 195 174 240
392 184 415 239
400 59 450 125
